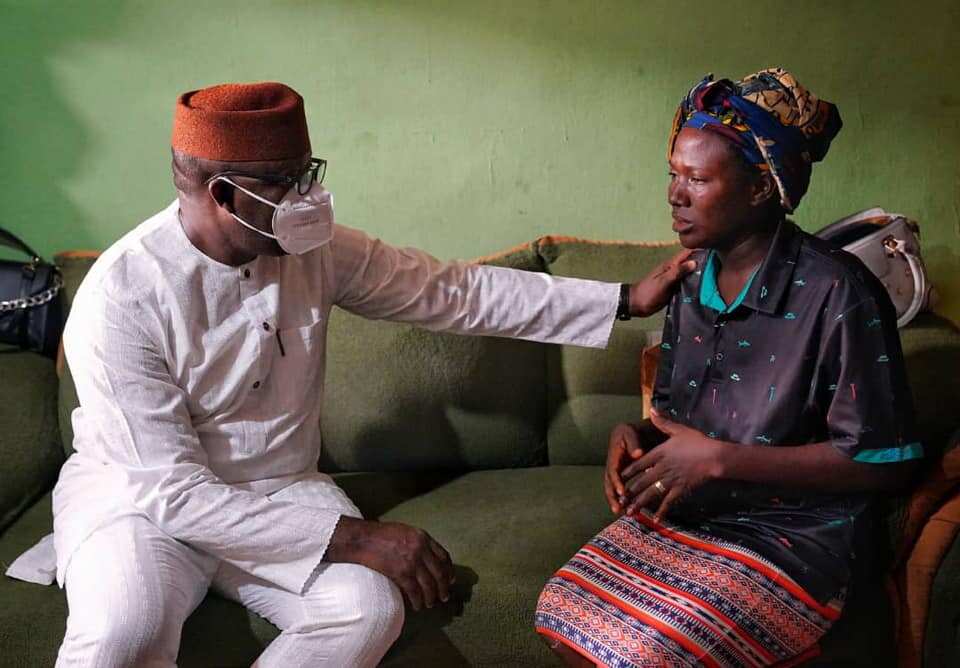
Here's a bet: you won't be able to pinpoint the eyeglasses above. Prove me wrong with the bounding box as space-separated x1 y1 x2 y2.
208 157 327 196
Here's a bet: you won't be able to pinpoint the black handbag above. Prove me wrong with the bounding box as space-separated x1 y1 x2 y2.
0 227 64 358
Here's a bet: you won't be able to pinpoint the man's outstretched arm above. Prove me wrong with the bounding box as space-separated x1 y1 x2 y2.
330 225 695 349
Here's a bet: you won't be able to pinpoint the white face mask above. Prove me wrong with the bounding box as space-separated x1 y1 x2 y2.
209 176 334 255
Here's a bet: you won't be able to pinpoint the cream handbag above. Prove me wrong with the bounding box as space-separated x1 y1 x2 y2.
815 208 931 328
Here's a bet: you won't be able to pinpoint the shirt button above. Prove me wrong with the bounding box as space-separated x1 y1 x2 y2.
262 322 271 331
715 352 724 361
243 268 251 279
252 381 261 389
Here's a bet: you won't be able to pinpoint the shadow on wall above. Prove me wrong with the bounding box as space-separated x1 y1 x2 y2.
0 2 121 258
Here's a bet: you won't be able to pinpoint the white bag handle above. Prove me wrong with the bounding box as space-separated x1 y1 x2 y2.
884 235 928 328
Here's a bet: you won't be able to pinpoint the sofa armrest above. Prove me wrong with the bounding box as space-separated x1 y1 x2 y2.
0 350 62 534
889 481 960 667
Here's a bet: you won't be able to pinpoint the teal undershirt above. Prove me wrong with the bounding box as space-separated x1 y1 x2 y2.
699 250 761 313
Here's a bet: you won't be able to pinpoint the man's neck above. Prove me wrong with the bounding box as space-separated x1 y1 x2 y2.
177 201 255 267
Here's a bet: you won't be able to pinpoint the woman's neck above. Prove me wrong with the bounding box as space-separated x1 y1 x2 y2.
714 218 781 274
712 218 781 304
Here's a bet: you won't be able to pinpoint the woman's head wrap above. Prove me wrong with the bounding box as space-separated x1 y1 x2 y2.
668 68 842 212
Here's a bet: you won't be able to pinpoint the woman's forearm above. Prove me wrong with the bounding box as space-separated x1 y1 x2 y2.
715 440 920 493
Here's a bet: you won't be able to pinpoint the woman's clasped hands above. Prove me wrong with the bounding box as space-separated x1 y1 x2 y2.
604 408 727 521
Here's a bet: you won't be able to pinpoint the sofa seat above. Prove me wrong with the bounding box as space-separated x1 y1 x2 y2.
1 465 899 667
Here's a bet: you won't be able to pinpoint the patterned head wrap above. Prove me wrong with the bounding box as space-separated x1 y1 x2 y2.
668 68 842 212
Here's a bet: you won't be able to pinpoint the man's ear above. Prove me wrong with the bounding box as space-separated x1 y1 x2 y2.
208 180 235 213
750 171 778 209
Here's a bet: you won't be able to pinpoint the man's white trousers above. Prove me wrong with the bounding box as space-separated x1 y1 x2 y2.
54 478 404 667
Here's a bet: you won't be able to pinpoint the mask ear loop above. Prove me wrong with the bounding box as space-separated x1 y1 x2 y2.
207 176 281 241
208 175 284 210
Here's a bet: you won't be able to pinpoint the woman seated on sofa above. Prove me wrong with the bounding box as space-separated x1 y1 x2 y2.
535 68 924 668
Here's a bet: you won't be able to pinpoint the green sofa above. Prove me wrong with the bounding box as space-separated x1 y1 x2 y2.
2 236 960 667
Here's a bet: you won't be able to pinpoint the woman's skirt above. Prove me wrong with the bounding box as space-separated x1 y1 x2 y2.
535 512 842 668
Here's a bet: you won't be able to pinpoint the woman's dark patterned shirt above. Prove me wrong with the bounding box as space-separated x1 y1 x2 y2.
652 219 921 603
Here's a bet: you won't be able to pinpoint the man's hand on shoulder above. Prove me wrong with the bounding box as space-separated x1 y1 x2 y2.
324 516 455 611
629 249 697 317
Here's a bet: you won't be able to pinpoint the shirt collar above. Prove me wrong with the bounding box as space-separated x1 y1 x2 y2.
699 251 760 313
741 219 803 314
695 219 803 316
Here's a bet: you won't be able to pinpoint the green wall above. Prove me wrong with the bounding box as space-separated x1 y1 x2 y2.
2 0 958 323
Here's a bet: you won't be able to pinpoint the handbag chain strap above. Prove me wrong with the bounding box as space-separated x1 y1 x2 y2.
0 272 63 312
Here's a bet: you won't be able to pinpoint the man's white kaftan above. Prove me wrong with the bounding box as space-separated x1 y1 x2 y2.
46 201 619 596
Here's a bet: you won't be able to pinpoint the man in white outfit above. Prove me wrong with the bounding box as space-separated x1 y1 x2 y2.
45 82 694 667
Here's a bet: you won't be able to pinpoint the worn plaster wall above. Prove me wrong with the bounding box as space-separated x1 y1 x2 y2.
1 0 958 321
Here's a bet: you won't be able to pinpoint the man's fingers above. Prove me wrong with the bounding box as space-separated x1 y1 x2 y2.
424 541 452 598
401 577 423 611
428 539 454 576
655 487 683 522
426 537 455 592
427 536 451 564
668 248 694 267
415 565 439 609
421 553 451 604
659 250 695 281
674 259 697 279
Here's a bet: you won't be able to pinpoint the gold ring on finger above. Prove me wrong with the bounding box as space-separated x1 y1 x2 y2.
653 480 667 495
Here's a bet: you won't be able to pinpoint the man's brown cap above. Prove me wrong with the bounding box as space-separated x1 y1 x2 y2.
171 82 311 161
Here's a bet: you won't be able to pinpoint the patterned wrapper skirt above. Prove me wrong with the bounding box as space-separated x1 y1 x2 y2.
535 513 842 668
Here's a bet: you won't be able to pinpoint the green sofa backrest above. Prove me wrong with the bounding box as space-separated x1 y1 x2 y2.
537 237 680 465
320 238 684 471
319 243 551 471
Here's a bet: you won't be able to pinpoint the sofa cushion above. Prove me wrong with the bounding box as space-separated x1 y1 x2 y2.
341 466 612 666
0 495 283 667
320 243 551 472
0 469 606 667
0 467 898 667
537 236 677 464
546 393 639 465
0 494 68 666
0 350 62 533
364 466 891 668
